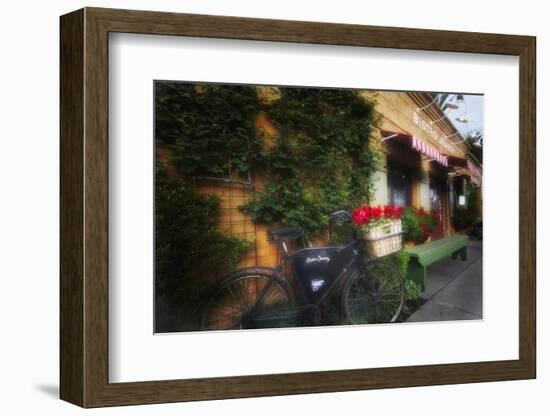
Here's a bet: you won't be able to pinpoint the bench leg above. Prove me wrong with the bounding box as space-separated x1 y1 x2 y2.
452 246 467 261
406 258 426 292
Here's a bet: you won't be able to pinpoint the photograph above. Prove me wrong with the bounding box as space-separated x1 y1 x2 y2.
0 0 542 411
154 82 483 333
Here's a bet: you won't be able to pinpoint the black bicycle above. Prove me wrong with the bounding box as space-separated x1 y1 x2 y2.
201 210 405 330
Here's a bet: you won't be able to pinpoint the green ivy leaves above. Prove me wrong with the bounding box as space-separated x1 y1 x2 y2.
155 82 261 177
155 169 252 331
241 87 380 236
155 82 381 238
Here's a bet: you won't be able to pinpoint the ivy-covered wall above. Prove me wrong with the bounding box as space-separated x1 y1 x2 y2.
156 82 382 243
154 82 381 331
242 86 381 236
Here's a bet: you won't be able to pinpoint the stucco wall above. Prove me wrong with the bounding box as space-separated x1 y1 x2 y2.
372 169 389 206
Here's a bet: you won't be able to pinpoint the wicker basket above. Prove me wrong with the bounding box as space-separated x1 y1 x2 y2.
363 220 403 258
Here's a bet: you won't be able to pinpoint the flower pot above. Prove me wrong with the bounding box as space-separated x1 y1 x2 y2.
363 220 403 258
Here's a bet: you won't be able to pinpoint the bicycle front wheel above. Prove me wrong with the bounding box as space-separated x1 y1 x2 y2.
342 260 405 324
201 268 293 331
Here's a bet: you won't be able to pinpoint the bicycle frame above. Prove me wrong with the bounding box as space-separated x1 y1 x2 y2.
251 237 370 314
201 210 405 330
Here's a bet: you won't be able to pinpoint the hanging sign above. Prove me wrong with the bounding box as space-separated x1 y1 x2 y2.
412 111 455 153
411 135 448 167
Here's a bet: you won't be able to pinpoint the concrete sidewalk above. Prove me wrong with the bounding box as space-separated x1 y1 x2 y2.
406 240 482 322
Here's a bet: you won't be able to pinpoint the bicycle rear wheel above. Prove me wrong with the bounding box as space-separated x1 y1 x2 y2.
342 260 404 324
201 268 293 330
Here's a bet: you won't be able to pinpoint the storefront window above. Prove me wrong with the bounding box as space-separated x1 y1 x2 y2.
387 160 412 207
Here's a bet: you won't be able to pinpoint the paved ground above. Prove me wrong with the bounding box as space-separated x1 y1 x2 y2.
406 240 482 322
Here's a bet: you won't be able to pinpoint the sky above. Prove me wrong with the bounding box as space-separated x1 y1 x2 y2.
442 94 484 141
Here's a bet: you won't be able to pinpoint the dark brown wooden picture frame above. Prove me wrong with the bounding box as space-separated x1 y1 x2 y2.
60 7 536 408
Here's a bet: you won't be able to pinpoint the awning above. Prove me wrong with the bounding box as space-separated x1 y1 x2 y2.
447 155 468 168
381 129 448 167
448 157 482 186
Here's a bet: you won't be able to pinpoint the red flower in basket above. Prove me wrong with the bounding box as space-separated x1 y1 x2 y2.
353 206 372 225
372 205 383 219
395 207 405 219
354 204 404 225
353 204 404 258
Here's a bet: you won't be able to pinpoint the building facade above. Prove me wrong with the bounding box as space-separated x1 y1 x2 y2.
157 88 483 270
365 91 482 240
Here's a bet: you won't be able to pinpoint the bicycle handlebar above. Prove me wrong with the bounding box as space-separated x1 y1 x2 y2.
328 210 353 223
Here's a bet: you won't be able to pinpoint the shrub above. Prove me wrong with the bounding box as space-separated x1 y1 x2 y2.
387 251 421 301
387 251 411 277
387 251 421 300
155 169 252 331
401 207 438 243
404 279 422 301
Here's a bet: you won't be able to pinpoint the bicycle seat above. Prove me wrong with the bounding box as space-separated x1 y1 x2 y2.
267 227 304 243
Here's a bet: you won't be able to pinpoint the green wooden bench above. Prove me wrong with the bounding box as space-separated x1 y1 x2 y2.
403 234 469 291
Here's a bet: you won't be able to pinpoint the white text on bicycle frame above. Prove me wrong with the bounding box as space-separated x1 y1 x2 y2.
305 256 330 264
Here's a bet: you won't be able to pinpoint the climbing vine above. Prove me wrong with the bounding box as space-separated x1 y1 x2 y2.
241 87 381 235
154 83 381 329
155 82 262 177
155 81 381 250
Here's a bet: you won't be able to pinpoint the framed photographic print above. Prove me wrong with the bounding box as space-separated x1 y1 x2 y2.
60 7 536 408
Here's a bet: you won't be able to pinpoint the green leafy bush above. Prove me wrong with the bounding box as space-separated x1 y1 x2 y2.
155 169 252 332
387 251 411 277
401 207 438 243
241 88 381 236
387 251 421 300
386 251 421 301
404 279 422 301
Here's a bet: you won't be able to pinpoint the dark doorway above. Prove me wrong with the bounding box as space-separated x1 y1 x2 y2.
429 176 447 240
387 161 412 208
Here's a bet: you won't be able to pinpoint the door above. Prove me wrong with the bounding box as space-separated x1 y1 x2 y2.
387 161 412 208
429 177 446 240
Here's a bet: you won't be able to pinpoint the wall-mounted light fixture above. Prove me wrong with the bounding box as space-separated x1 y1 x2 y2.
442 94 464 110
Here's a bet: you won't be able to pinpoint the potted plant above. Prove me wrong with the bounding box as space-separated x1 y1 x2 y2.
400 207 439 245
352 205 404 257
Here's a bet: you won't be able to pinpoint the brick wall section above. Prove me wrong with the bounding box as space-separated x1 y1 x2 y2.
196 183 279 269
156 108 283 271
